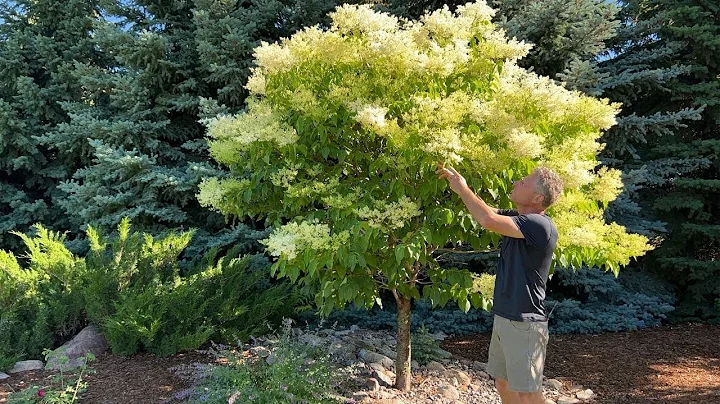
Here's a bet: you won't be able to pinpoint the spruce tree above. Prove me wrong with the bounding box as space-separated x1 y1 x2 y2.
0 0 111 251
635 0 719 321
43 0 224 240
565 0 718 320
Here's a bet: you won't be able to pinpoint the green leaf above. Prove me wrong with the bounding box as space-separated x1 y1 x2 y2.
459 299 471 313
470 292 483 309
395 245 405 264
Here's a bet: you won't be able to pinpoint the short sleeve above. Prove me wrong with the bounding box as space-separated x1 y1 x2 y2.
511 214 552 247
497 209 519 216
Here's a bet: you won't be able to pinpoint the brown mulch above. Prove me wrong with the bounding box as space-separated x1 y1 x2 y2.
2 324 718 403
1 351 213 404
442 323 720 404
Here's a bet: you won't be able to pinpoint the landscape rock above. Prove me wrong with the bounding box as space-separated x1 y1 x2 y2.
46 325 108 370
373 368 395 387
358 349 394 369
9 360 44 373
249 346 271 358
557 396 581 404
298 333 325 347
425 361 446 372
576 389 595 400
444 369 472 390
232 325 576 404
439 384 460 400
547 378 564 391
0 372 9 379
476 370 491 379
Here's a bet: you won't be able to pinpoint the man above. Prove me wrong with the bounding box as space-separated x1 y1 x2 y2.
437 164 563 404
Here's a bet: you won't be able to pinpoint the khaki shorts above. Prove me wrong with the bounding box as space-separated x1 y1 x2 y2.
486 315 549 392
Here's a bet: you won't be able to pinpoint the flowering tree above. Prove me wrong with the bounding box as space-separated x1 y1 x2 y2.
199 2 650 390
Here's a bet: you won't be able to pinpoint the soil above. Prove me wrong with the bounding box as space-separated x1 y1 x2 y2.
1 323 718 403
443 323 720 403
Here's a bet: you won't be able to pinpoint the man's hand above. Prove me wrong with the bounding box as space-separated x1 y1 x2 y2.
436 163 468 195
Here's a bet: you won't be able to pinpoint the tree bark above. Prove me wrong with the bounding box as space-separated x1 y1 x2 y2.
394 293 412 391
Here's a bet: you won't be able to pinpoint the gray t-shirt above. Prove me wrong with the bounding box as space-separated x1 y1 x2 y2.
491 209 558 322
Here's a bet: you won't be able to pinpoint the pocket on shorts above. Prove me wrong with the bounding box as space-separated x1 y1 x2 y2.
531 322 549 344
509 320 531 332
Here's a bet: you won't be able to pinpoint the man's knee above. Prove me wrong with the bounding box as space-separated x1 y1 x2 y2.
495 378 510 391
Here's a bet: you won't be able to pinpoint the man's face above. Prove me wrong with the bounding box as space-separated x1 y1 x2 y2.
510 172 542 206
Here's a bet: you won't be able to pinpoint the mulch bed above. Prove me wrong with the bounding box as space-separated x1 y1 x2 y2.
443 323 720 403
1 351 211 404
2 323 718 403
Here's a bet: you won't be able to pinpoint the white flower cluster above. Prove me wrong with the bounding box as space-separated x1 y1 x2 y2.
262 221 349 260
590 167 623 202
355 197 422 230
322 190 362 210
253 41 297 74
353 104 388 128
206 100 298 161
330 4 399 35
505 129 543 159
422 128 465 164
244 68 266 94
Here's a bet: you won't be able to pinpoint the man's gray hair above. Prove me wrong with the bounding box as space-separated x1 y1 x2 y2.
533 167 563 208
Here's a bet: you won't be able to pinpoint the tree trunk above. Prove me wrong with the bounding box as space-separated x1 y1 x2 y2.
394 294 412 391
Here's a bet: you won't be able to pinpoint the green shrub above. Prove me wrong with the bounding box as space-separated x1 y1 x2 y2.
0 227 86 370
83 219 299 356
411 325 451 365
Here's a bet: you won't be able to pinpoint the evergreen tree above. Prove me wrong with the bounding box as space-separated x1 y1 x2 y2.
564 0 718 320
635 0 719 321
44 0 223 241
0 0 111 251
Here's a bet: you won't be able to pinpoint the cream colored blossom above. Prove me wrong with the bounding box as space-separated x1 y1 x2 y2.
355 197 422 230
422 128 464 164
505 129 543 159
456 1 496 23
206 100 297 157
253 41 297 73
353 104 388 128
244 68 266 95
591 167 623 203
330 4 399 35
262 221 350 260
270 167 299 188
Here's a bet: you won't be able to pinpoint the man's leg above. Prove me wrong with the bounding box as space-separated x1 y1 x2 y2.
487 316 517 404
497 318 549 402
517 391 546 404
495 378 520 404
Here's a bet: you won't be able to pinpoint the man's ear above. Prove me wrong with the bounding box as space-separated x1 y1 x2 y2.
533 193 545 206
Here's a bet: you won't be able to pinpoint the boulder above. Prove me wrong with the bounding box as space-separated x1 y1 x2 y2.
358 349 394 369
46 325 108 371
425 361 446 372
9 360 44 373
